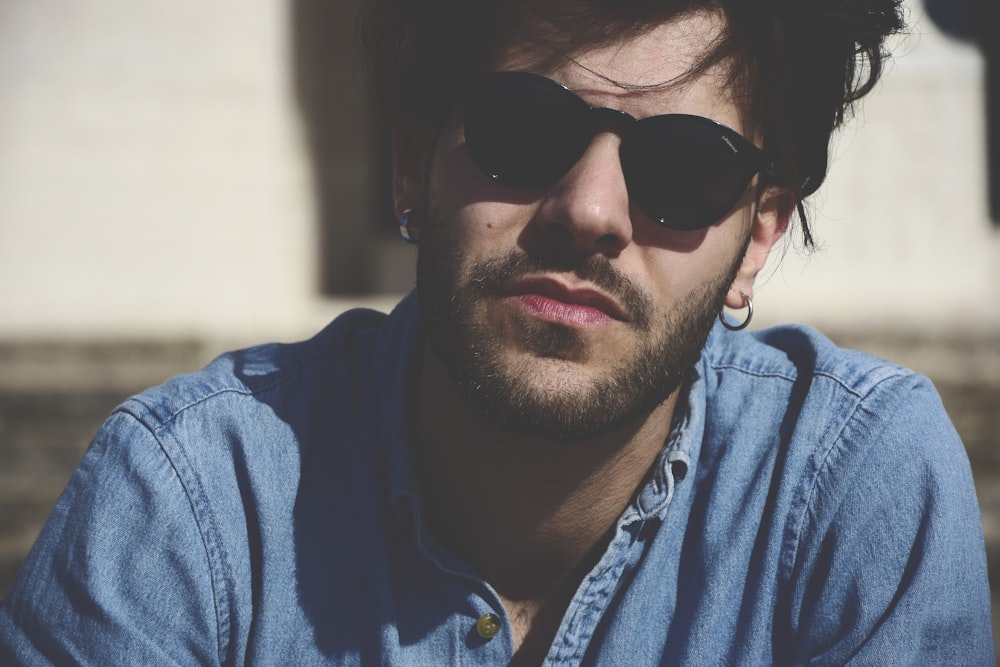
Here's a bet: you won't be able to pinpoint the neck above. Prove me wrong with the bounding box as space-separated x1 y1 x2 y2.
415 344 678 609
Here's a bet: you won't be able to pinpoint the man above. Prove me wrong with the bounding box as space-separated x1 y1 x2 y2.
1 0 995 664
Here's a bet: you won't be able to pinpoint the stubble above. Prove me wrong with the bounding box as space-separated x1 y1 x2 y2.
417 207 744 441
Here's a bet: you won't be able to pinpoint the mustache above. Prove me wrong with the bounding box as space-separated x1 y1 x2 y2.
468 250 654 328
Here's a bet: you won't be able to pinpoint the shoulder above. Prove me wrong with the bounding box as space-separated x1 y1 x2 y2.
121 306 392 434
0 301 420 664
703 321 915 397
701 322 958 443
692 322 968 506
690 325 992 661
704 321 978 550
75 303 406 565
95 303 410 523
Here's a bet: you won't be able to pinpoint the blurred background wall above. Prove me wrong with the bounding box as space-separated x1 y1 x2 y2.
0 0 997 653
1 0 997 340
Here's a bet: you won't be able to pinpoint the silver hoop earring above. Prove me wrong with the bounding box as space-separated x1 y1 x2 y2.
398 209 418 244
719 292 753 331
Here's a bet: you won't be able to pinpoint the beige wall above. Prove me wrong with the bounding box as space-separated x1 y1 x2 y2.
0 1 996 342
0 1 326 340
760 12 1000 334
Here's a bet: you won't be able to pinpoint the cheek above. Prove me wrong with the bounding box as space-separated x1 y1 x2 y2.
427 129 538 257
637 216 751 300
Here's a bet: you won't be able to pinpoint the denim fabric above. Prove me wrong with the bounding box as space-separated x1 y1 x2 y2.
1 293 994 665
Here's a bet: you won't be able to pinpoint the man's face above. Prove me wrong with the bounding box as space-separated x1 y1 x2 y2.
412 11 762 440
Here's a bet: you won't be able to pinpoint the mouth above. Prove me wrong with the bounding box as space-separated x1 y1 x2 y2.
501 277 630 327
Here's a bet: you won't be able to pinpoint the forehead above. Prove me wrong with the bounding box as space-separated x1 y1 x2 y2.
491 10 740 126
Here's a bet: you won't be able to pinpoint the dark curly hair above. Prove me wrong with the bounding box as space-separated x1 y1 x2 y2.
362 0 905 246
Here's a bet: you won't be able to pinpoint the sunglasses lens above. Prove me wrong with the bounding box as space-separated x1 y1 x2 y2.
623 116 763 230
464 73 768 231
463 73 589 189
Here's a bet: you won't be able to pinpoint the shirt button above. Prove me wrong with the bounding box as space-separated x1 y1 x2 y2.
475 613 501 639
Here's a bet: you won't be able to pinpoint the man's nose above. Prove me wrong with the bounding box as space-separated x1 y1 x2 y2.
531 133 633 257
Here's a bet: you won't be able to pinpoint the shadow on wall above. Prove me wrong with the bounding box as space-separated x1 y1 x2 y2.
923 0 1000 223
291 0 397 296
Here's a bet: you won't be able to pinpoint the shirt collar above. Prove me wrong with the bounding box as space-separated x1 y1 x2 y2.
370 291 424 522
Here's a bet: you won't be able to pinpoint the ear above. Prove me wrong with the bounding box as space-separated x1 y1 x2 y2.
391 123 436 219
725 186 795 309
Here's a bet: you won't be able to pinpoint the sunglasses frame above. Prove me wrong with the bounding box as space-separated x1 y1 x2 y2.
462 71 774 231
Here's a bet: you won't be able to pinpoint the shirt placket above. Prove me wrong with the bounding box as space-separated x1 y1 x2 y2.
542 443 689 667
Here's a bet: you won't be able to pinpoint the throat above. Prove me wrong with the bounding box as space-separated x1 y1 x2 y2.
415 424 659 656
414 343 679 657
494 532 607 662
499 588 575 665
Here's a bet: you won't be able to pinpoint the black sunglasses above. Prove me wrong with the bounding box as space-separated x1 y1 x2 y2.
462 71 772 231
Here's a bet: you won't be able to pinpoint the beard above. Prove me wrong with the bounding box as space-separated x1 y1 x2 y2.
416 208 745 442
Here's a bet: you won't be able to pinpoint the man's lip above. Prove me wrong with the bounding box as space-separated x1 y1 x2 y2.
501 277 630 322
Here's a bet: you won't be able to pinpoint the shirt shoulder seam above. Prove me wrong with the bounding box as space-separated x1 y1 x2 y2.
779 367 922 584
110 408 234 665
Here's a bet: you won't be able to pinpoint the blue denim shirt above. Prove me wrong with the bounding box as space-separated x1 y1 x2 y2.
1 294 994 665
